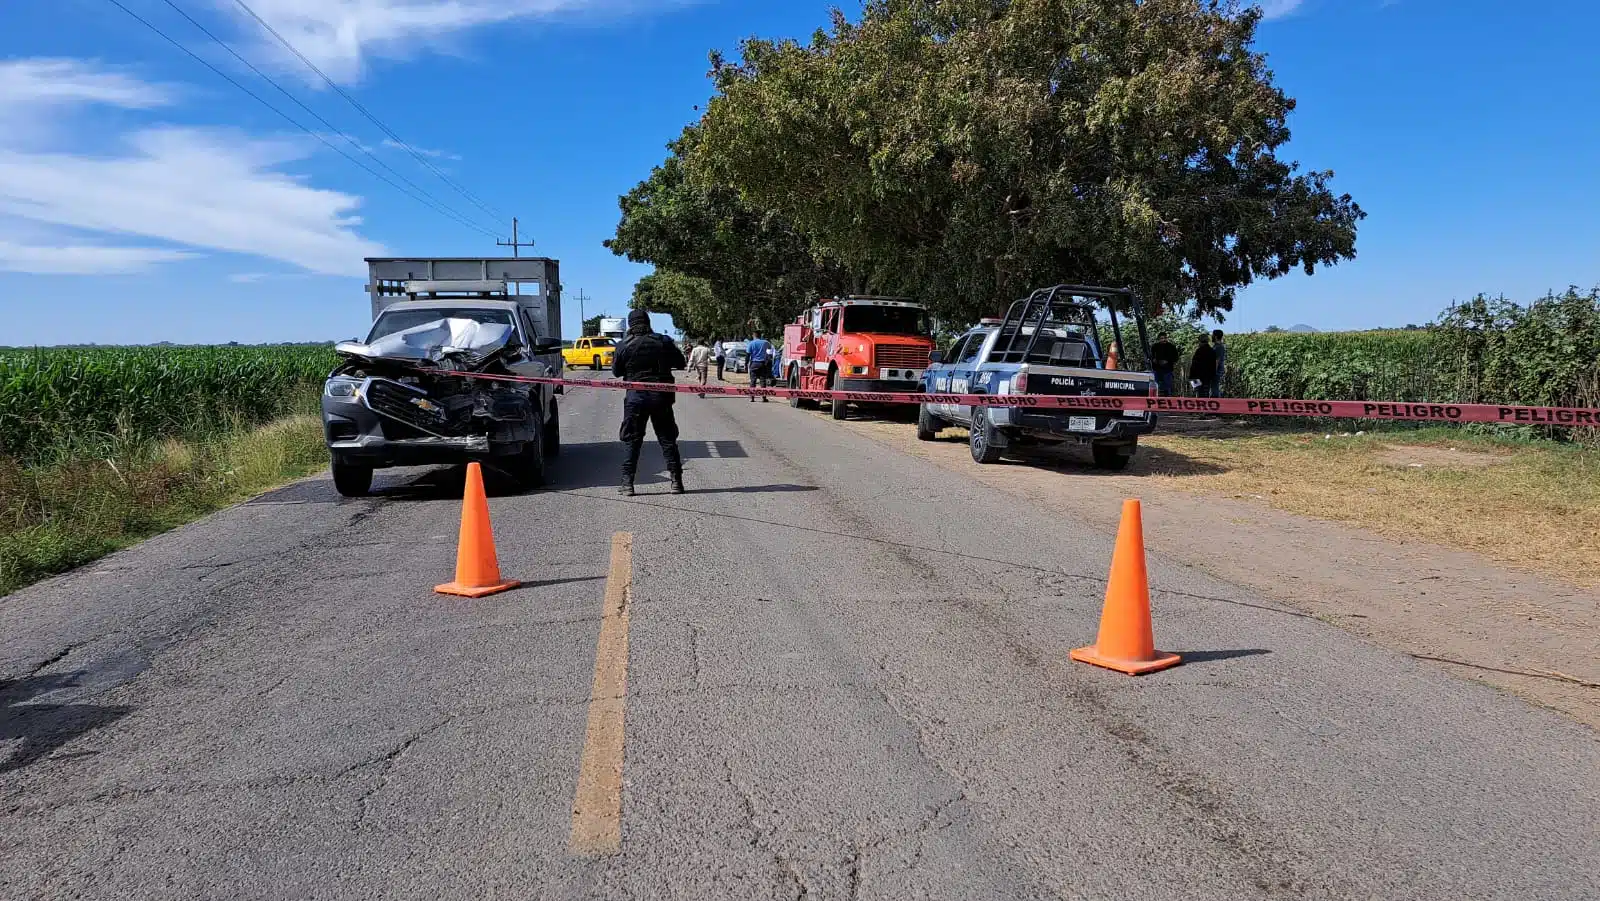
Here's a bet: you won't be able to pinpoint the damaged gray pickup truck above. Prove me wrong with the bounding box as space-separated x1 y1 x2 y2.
321 258 565 497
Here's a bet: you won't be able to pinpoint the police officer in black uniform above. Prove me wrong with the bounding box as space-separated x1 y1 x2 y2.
612 309 687 496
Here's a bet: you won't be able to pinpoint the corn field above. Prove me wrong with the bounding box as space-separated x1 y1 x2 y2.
0 345 336 464
1120 288 1600 420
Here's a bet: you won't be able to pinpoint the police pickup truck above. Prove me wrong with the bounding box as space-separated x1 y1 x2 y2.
918 285 1157 470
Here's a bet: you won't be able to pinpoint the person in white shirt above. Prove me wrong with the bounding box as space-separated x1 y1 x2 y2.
687 340 713 397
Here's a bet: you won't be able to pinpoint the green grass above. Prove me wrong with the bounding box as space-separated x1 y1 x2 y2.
0 414 329 596
0 344 338 594
1144 424 1600 584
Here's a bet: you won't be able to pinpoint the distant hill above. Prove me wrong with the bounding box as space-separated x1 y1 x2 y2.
1287 324 1320 333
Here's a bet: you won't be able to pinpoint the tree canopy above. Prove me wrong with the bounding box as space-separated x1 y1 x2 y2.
607 131 853 338
686 0 1362 323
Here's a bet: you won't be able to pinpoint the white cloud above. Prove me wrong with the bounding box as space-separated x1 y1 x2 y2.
382 138 460 161
0 127 385 276
0 58 385 277
0 58 175 111
1255 0 1306 19
0 59 178 144
0 240 196 275
220 0 693 83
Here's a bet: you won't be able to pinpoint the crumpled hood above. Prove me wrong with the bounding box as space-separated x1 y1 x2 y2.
336 317 516 366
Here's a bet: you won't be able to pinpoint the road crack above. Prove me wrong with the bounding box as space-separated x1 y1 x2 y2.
724 759 813 899
345 716 454 831
688 623 705 689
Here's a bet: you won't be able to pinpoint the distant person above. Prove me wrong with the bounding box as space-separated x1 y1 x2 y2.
687 339 712 397
1210 329 1227 398
1189 333 1216 398
612 309 687 495
770 346 783 384
745 333 773 402
1104 340 1121 371
713 339 726 381
1150 332 1179 396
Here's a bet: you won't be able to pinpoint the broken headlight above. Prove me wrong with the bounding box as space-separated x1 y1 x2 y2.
325 377 362 398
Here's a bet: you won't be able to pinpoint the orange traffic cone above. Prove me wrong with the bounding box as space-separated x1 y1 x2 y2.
435 463 520 598
1070 500 1181 675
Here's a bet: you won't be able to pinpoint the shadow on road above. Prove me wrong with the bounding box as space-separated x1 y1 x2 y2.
919 433 1229 477
247 438 757 503
0 672 132 774
683 484 818 496
1174 648 1272 664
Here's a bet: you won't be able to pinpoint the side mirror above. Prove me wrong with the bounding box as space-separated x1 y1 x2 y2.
928 350 944 364
534 338 564 354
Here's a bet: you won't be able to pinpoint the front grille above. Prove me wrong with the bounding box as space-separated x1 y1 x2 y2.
364 378 451 435
874 343 932 369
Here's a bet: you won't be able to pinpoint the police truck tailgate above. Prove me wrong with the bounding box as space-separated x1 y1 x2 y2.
1022 365 1153 402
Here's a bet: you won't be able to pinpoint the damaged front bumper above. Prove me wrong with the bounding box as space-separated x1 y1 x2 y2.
322 375 530 469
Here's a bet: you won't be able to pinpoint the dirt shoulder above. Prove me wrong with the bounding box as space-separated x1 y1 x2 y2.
815 403 1599 728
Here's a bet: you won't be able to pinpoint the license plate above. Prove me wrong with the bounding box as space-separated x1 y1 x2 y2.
1068 416 1098 432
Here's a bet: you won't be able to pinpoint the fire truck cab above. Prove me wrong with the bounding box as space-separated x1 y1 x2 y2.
782 296 936 419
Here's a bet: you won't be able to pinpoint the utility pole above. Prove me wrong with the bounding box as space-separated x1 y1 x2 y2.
573 289 591 333
496 217 536 258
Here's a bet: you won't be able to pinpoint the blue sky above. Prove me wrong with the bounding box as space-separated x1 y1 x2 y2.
0 0 1595 344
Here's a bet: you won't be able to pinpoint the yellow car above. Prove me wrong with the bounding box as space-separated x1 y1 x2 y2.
563 336 617 370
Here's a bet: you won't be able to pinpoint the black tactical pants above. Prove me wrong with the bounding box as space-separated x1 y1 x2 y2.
620 391 682 482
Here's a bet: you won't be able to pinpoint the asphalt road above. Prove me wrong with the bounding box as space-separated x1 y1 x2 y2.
2 376 1597 900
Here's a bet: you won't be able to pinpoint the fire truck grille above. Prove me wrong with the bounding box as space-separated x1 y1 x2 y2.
874 344 931 369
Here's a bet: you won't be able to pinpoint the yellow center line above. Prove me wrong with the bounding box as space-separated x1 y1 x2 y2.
570 531 633 856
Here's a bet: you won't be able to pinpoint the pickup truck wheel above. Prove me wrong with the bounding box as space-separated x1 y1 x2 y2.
1092 441 1134 471
917 404 944 441
331 459 372 497
592 355 601 370
969 406 1004 464
517 416 547 490
543 401 561 458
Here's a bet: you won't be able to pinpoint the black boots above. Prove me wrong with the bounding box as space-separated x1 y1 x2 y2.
621 439 642 496
664 445 685 494
619 441 681 494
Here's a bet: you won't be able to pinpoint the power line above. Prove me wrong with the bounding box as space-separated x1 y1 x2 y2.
228 0 510 224
101 0 503 241
153 0 505 237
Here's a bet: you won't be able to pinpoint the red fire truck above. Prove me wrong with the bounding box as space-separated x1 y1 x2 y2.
781 296 937 419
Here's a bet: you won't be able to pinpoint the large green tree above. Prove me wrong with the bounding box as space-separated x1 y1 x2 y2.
629 272 715 336
693 0 1364 322
607 131 854 337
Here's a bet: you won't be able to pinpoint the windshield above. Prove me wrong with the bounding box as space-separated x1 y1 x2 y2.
842 305 928 336
368 308 516 342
